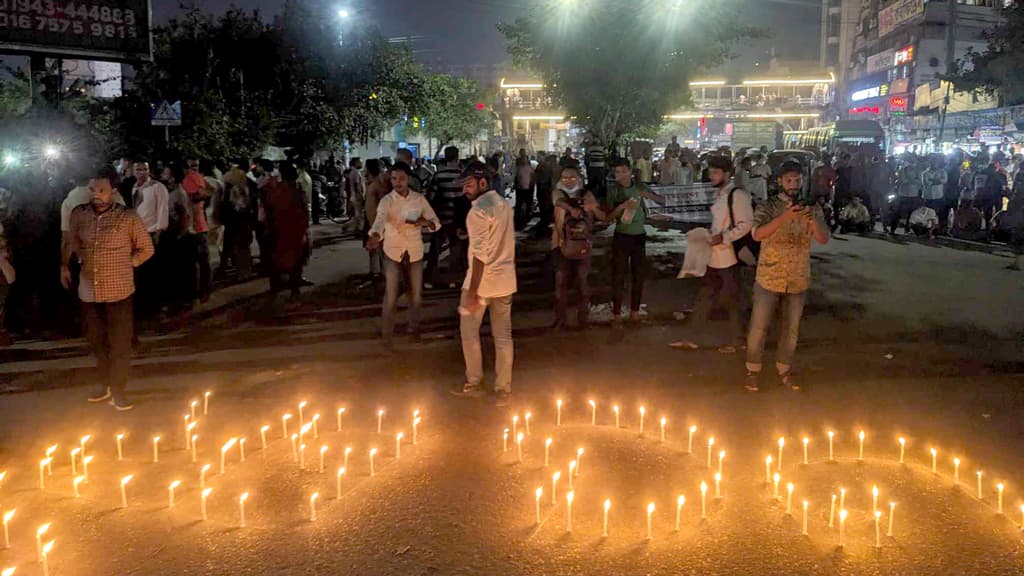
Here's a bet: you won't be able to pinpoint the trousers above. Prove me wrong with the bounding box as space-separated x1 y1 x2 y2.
83 297 134 399
382 254 423 340
461 294 514 392
611 233 646 315
745 282 806 375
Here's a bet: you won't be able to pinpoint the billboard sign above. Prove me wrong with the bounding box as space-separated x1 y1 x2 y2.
851 84 889 102
878 0 925 38
150 100 181 127
0 0 151 62
866 49 895 74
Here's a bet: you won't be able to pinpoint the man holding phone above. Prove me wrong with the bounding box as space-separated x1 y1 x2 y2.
744 161 829 392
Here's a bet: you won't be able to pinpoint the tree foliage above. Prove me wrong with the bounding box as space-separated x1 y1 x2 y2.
407 75 494 149
499 0 760 146
945 2 1024 107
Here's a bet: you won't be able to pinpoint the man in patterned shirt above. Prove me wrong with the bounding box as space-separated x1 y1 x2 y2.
744 161 829 393
62 169 154 410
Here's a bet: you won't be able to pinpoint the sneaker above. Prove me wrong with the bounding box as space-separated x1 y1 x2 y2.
494 389 512 407
88 387 112 403
451 383 486 398
110 397 134 411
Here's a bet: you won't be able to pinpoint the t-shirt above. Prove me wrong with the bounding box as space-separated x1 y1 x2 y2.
431 164 467 227
752 194 825 294
606 182 650 236
908 206 937 227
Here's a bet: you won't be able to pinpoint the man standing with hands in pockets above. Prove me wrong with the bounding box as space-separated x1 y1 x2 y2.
452 161 517 406
366 162 439 347
744 161 829 393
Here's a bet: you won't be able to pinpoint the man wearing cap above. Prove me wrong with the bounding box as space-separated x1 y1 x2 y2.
452 161 517 405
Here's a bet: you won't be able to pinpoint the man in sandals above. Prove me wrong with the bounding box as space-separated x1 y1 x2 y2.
670 156 752 353
744 161 829 392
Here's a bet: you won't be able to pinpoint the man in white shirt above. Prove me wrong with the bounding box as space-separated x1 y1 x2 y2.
452 161 517 405
131 161 169 241
367 162 439 346
671 156 753 352
908 197 938 239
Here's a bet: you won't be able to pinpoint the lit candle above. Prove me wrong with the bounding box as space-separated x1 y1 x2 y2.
613 405 620 429
777 437 785 471
977 471 984 500
568 461 576 490
70 448 80 476
320 445 328 472
874 510 882 548
675 495 685 531
660 417 666 442
38 459 49 490
201 488 212 520
502 429 509 452
336 467 346 499
930 447 938 474
395 432 405 461
786 483 794 515
646 502 655 539
344 447 352 470
898 437 905 464
239 438 246 462
35 523 49 563
312 414 320 439
544 438 552 467
551 471 560 505
152 436 160 463
765 455 773 484
2 509 13 549
715 472 722 499
556 399 562 427
191 434 198 461
80 434 91 461
413 417 421 445
203 390 211 415
575 448 584 476
828 494 836 528
116 434 124 461
888 501 895 536
168 480 181 508
603 499 611 537
838 509 848 548
299 423 312 446
184 415 191 449
190 399 198 421
82 455 93 484
802 437 809 465
186 422 197 448
718 450 726 476
282 413 292 439
2 566 13 576
707 436 715 469
40 540 53 576
700 481 708 519
512 415 518 439
827 431 834 461
524 412 531 436
298 400 307 429
997 482 1005 514
336 407 345 432
369 448 378 476
221 437 238 474
872 485 879 514
639 405 645 434
1020 505 1024 530
291 434 299 462
858 430 865 461
839 488 846 510
300 444 306 469
200 464 211 491
309 492 319 522
377 409 384 434
566 491 574 532
688 425 697 454
953 457 960 485
516 432 524 463
534 487 543 524
802 500 809 535
773 473 781 500
589 400 596 426
119 475 133 508
72 476 84 498
239 492 249 528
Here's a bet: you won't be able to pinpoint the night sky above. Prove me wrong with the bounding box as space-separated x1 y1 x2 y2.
151 0 823 74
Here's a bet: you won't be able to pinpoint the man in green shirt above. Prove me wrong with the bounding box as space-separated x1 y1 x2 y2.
605 158 664 326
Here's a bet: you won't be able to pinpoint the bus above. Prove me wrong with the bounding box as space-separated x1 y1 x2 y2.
798 120 885 155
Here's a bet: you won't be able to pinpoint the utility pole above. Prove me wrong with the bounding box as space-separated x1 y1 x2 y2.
938 0 957 144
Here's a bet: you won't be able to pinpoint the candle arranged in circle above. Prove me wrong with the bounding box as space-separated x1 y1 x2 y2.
120 475 133 508
168 480 181 508
336 467 346 499
802 437 809 465
535 487 543 525
646 502 655 540
675 495 685 531
858 430 865 461
827 431 834 461
566 491 574 533
239 492 249 528
556 399 562 427
898 437 906 464
688 425 697 454
603 499 611 537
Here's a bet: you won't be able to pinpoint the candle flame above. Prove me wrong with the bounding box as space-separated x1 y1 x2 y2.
169 480 181 490
766 455 772 465
716 472 722 482
80 435 91 444
370 448 378 457
998 482 1005 491
859 430 865 440
545 438 552 447
283 413 292 421
899 437 905 445
240 492 249 503
613 405 619 413
337 467 346 477
525 412 531 421
321 445 328 454
552 471 561 482
36 523 50 537
42 540 53 555
300 423 312 435
872 486 879 496
827 431 834 438
773 473 780 483
875 510 881 519
204 391 211 399
577 447 584 457
647 502 655 514
345 447 352 455
954 457 960 466
299 401 307 409
201 464 211 473
338 407 346 415
639 405 645 415
45 445 57 457
73 475 85 487
839 509 848 521
557 399 562 408
802 437 808 445
121 475 133 486
378 409 384 417
517 433 524 443
708 436 715 446
396 433 403 441
83 456 93 465
116 433 124 441
222 438 238 452
606 499 613 510
313 414 320 422
535 487 543 499
588 400 595 408
930 447 937 456
719 450 726 460
3 510 14 523
1 567 13 576
567 491 574 504
700 481 707 493
677 495 685 506
778 437 784 448
202 488 212 498
660 417 666 426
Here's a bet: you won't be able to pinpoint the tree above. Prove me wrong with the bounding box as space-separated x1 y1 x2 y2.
945 3 1024 107
499 0 760 146
407 75 494 149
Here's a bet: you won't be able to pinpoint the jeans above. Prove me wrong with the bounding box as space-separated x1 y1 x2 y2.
426 224 467 285
382 254 423 341
461 294 514 392
269 262 303 295
514 186 535 230
554 251 591 326
688 264 743 345
83 297 134 400
745 282 806 375
611 233 646 315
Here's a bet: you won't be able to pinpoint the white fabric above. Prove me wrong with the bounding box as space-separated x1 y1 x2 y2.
61 186 124 232
368 190 439 263
909 206 938 227
679 228 711 278
708 184 754 269
463 190 517 298
133 178 169 233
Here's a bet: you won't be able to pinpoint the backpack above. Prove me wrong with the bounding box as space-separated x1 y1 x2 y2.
727 185 760 266
560 197 593 260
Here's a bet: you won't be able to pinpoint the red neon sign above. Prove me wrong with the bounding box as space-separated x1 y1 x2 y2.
849 106 880 114
889 96 907 109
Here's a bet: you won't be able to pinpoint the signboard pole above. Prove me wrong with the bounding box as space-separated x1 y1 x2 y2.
164 125 170 148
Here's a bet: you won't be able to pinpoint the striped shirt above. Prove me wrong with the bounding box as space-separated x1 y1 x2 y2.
66 204 155 303
431 165 468 227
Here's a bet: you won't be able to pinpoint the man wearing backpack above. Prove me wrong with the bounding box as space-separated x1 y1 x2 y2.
551 163 607 331
670 155 753 352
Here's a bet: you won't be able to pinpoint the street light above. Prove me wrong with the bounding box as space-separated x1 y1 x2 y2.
338 8 350 18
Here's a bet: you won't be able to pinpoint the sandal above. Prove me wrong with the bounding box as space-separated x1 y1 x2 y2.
669 340 700 350
781 372 800 391
717 345 737 354
744 372 760 392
